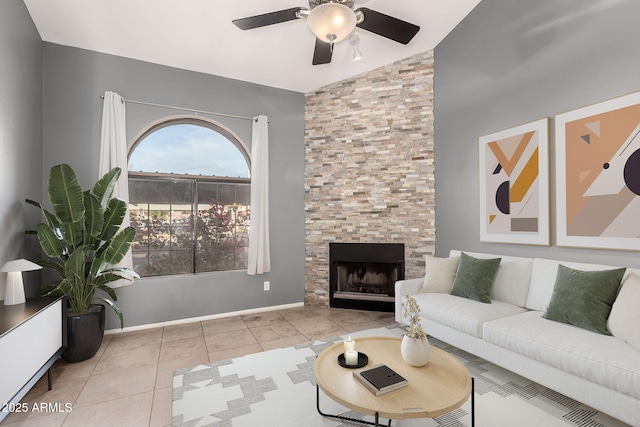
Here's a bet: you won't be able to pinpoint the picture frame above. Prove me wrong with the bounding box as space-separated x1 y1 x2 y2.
478 118 550 245
555 90 640 250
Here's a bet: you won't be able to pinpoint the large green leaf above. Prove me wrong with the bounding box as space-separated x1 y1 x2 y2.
64 249 93 312
102 227 136 265
95 273 124 288
36 223 64 258
101 198 127 241
64 247 88 285
36 279 72 300
25 199 41 209
98 297 124 329
92 167 121 210
57 278 73 296
37 258 65 276
95 269 139 288
36 283 61 297
60 220 83 247
101 267 140 280
84 192 105 241
96 283 118 301
48 164 85 224
27 199 61 231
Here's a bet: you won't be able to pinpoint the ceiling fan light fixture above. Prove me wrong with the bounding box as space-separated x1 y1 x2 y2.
349 34 363 61
307 3 357 44
353 45 363 60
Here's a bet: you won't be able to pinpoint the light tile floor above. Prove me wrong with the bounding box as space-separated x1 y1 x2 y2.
2 305 396 427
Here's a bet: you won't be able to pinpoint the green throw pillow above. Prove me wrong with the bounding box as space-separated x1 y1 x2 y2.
450 252 501 303
542 265 626 335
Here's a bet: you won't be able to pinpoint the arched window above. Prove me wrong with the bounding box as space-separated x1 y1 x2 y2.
128 116 251 277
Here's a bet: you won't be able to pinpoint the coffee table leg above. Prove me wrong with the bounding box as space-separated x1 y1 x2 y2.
316 385 390 426
374 414 392 427
471 377 475 427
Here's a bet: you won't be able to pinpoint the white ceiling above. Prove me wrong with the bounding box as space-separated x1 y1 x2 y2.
23 0 480 93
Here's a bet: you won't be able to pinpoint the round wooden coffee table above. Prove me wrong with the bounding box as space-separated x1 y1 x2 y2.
314 336 473 426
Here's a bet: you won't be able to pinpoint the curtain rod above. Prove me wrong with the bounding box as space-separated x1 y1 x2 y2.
100 95 256 122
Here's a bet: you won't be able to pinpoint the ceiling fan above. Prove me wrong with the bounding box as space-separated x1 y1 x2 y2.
233 0 420 65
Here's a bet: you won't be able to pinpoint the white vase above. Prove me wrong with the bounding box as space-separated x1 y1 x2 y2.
401 334 430 367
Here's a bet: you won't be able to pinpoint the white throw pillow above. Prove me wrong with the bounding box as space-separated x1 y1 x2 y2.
608 271 640 351
420 255 460 293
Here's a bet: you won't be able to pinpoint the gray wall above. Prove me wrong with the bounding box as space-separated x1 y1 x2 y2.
42 43 306 329
0 0 43 300
434 0 640 268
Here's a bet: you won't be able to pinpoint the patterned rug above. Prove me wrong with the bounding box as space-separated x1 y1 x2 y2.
172 325 630 427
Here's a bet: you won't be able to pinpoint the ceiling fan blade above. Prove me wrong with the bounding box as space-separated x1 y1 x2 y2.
312 38 332 65
355 8 420 44
233 7 305 30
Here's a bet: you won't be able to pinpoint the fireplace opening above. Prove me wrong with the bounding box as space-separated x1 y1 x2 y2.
329 243 404 312
336 263 397 295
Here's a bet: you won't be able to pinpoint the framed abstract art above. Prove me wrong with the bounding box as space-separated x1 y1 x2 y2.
479 118 550 245
555 90 640 250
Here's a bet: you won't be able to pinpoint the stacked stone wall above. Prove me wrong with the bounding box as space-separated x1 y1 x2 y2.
304 50 436 306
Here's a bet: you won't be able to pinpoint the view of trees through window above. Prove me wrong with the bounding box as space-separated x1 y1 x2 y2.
128 121 250 277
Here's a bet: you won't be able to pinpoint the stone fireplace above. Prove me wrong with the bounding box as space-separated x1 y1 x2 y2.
329 243 404 312
304 50 435 308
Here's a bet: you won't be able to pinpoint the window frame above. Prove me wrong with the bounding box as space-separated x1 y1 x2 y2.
128 115 251 169
127 115 251 277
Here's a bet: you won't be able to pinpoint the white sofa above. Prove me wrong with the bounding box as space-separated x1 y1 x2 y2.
394 250 640 426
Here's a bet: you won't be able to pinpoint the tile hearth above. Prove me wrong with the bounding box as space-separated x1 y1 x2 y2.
1 306 395 427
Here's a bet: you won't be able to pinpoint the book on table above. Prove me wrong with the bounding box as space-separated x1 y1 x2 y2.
353 364 408 396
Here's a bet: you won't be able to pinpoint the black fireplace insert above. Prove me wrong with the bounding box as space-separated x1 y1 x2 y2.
329 242 404 312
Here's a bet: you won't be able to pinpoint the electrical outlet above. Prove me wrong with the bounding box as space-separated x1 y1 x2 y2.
264 281 270 291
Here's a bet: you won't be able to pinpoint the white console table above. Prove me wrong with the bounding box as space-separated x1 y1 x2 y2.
0 297 64 421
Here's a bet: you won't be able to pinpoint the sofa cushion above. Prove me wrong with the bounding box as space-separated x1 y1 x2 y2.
411 293 526 338
420 255 460 293
484 311 640 401
542 265 625 335
450 250 533 307
608 271 640 351
450 252 501 303
525 258 626 312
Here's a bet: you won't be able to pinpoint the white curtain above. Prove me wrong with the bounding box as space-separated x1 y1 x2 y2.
247 115 271 275
99 91 133 284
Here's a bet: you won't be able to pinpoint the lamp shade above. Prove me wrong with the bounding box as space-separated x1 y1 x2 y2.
1 259 42 273
307 3 357 44
1 259 42 305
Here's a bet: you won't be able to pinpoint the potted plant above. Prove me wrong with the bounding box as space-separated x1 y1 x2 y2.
26 164 138 362
400 295 430 366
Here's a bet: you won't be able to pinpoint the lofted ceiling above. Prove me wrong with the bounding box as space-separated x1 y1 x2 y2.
23 0 480 93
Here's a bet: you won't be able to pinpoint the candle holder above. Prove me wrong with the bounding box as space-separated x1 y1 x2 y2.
337 351 368 369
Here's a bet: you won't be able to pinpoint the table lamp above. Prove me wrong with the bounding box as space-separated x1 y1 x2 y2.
1 259 42 305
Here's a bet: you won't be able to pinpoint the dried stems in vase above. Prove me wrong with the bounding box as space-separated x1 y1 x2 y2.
401 295 427 340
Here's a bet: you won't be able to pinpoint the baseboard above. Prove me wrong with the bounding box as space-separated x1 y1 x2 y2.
105 302 305 335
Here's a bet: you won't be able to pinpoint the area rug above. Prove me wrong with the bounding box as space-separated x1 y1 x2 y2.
172 325 630 427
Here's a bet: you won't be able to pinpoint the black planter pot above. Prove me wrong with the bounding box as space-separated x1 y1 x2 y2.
62 304 106 363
